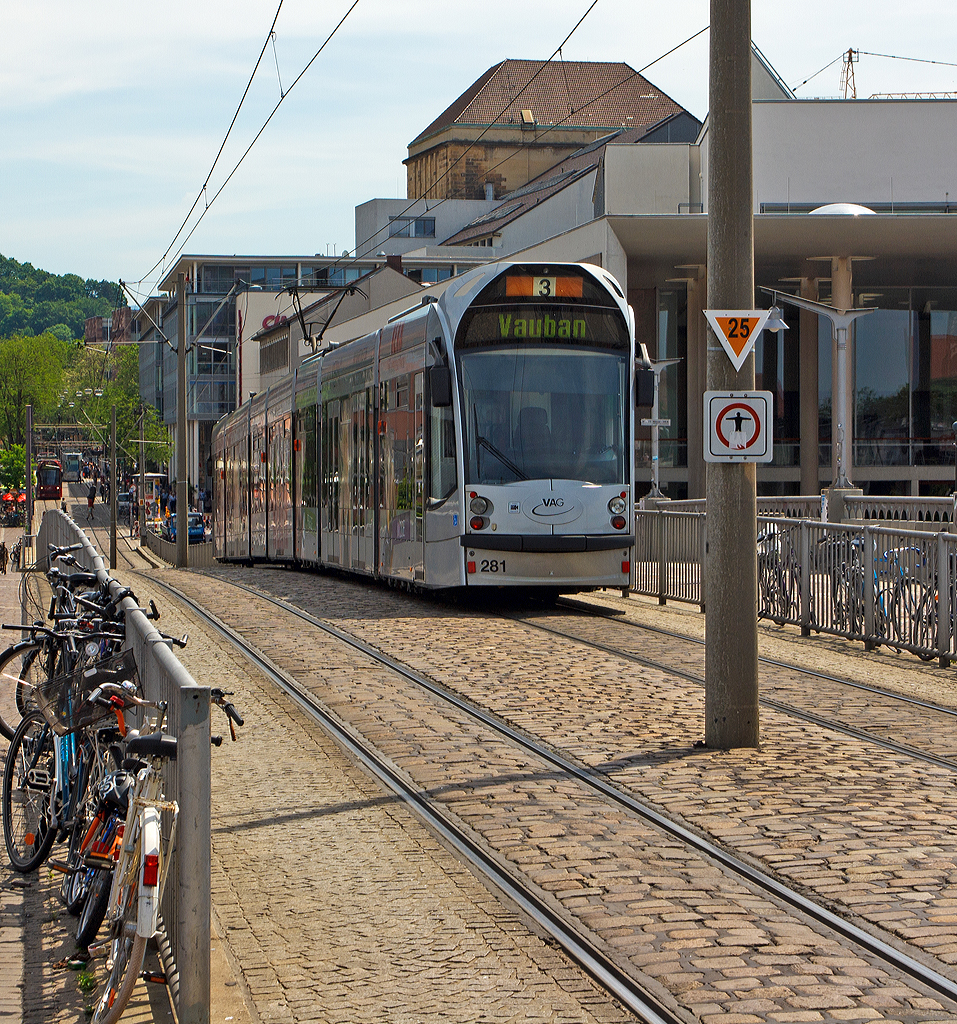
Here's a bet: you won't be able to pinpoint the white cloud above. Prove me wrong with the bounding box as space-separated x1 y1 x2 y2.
2 0 956 280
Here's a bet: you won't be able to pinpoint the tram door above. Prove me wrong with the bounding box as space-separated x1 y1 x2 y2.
351 387 374 572
321 398 342 567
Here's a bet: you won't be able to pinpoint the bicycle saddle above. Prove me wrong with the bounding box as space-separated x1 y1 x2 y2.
125 733 177 761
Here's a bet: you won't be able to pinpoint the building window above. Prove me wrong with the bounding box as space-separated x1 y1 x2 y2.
305 267 362 288
389 217 436 238
200 265 237 293
260 333 290 374
406 267 454 284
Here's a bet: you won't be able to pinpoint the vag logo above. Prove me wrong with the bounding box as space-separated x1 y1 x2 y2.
524 495 583 524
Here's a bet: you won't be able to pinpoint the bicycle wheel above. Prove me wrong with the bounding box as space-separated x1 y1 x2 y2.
2 712 56 872
61 742 122 913
91 813 150 1024
76 867 113 947
0 641 44 741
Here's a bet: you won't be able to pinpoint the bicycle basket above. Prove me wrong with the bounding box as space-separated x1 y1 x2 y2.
35 648 140 736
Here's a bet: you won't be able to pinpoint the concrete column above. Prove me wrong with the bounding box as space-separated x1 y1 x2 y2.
686 269 707 499
799 277 819 496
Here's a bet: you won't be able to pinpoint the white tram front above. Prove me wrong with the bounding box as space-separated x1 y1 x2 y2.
213 261 636 593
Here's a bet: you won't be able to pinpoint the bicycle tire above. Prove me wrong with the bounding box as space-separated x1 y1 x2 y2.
0 640 45 741
61 742 123 914
76 867 112 947
2 712 56 872
91 815 150 1024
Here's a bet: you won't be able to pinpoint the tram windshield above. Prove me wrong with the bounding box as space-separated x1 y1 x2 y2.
460 347 629 485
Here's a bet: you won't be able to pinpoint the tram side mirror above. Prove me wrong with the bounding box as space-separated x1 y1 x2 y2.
429 365 453 408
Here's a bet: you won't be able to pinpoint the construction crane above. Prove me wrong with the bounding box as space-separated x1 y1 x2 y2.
840 48 858 99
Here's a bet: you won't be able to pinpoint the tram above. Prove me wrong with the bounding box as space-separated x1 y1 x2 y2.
213 261 636 592
35 458 63 501
62 452 82 483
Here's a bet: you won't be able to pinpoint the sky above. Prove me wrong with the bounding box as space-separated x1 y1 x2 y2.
1 0 956 302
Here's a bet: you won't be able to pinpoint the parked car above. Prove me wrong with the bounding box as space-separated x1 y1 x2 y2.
165 511 206 543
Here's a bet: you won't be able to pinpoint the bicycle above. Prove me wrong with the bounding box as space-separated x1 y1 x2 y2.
1 643 135 873
88 686 242 1024
757 525 801 624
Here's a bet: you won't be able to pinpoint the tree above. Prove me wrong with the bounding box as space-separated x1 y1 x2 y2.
0 445 27 491
61 344 170 474
0 334 66 445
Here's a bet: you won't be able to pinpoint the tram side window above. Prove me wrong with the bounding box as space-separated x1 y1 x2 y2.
429 402 456 503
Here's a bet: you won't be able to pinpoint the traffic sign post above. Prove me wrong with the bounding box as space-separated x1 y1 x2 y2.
705 0 759 750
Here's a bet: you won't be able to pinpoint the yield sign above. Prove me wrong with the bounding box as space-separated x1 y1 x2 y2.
703 309 771 372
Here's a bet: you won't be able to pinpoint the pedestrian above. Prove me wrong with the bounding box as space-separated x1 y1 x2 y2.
11 540 20 571
87 481 97 521
0 542 8 575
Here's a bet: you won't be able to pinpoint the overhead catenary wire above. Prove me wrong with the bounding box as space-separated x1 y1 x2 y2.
136 0 360 294
139 1 287 287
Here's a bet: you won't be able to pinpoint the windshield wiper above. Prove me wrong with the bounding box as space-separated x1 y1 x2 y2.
477 436 527 481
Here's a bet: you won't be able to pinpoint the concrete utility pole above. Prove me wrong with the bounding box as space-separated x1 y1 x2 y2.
176 273 188 568
24 405 33 547
705 0 759 748
139 407 147 539
110 405 117 569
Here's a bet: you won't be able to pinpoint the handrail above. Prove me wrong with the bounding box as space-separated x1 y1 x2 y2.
34 510 210 1024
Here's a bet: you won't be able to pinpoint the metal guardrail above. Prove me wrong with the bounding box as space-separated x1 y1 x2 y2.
634 510 706 610
34 510 211 1024
635 509 957 667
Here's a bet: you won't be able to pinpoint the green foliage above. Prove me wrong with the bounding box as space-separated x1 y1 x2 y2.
0 334 66 445
0 254 121 339
61 344 170 473
0 446 26 491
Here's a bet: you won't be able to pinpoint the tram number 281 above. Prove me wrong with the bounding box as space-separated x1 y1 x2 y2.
480 559 506 573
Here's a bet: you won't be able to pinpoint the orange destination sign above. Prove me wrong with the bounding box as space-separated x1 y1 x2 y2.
703 309 771 372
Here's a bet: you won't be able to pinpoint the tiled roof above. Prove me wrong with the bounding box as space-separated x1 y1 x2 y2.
411 59 686 146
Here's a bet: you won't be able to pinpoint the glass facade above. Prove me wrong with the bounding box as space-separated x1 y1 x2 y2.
640 285 957 498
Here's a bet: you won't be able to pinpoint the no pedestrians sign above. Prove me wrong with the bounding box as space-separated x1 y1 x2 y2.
704 391 774 462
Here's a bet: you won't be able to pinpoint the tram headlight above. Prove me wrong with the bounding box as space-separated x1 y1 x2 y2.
470 496 491 515
607 496 627 515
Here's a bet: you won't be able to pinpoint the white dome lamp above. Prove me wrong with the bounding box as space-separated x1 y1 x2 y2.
809 202 876 216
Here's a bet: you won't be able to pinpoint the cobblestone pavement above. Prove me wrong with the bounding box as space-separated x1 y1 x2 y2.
10 536 957 1023
155 566 957 1024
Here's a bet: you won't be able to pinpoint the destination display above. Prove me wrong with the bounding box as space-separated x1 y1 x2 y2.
457 305 629 350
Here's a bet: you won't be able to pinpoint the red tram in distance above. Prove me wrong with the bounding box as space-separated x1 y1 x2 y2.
35 459 63 501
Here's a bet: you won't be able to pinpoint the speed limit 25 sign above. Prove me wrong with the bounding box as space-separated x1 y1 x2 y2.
703 309 771 372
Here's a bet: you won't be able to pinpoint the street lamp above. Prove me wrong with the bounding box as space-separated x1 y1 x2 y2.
638 345 682 502
952 420 957 498
762 287 876 490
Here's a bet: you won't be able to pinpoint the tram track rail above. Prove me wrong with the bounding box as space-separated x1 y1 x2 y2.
145 570 957 1015
499 598 957 775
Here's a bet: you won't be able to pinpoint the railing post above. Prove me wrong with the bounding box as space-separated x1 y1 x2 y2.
939 530 951 669
863 525 876 649
176 685 211 1024
800 520 811 636
656 511 666 605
